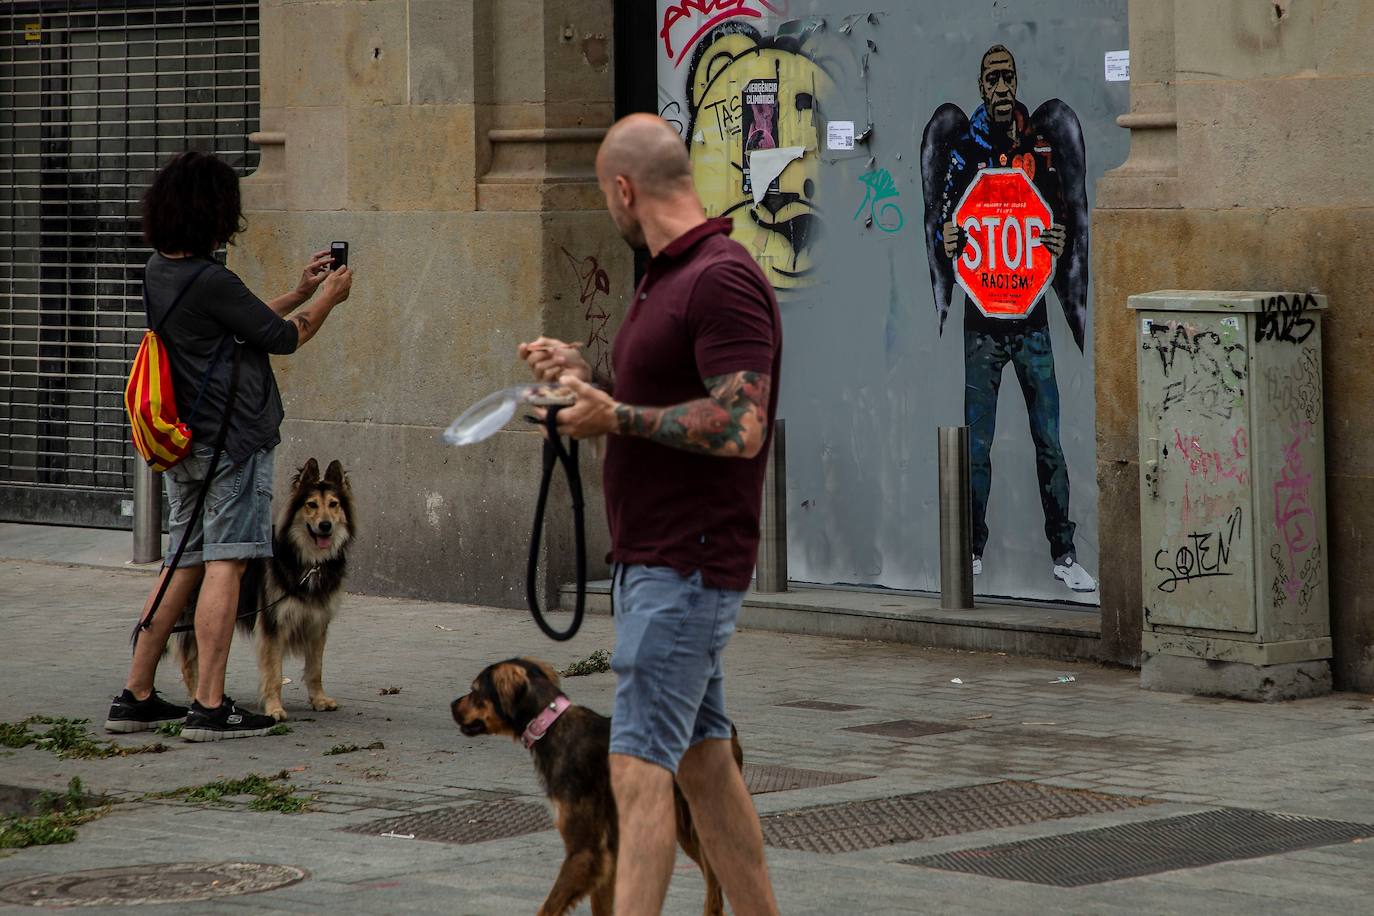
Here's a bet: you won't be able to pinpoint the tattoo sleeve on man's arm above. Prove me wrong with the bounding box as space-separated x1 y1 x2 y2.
291 313 312 338
614 371 770 457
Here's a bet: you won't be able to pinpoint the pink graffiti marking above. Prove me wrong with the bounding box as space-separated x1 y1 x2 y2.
1172 427 1249 486
1273 422 1316 601
660 0 790 67
560 248 613 378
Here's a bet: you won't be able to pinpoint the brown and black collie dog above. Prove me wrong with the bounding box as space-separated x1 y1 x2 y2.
452 658 742 916
178 457 354 720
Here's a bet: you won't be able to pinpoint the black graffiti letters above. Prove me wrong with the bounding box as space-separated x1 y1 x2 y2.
1154 507 1244 593
1255 293 1316 345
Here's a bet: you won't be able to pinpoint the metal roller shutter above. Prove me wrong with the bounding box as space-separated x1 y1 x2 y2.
0 0 259 528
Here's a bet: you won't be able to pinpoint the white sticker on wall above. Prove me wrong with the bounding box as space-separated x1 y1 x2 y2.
1141 318 1152 335
1105 50 1130 82
827 120 855 150
1221 316 1240 330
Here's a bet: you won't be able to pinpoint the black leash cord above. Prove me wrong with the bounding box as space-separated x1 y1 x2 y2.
526 406 586 641
130 343 241 652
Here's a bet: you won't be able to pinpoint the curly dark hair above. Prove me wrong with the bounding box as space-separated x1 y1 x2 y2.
141 151 245 256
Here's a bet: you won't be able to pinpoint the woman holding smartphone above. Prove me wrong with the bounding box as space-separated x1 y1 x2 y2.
105 151 353 741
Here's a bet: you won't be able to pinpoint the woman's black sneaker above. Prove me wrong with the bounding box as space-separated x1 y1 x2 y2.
104 688 189 733
181 696 275 742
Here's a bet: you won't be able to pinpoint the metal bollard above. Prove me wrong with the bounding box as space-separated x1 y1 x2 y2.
132 461 162 564
938 426 974 610
756 418 788 593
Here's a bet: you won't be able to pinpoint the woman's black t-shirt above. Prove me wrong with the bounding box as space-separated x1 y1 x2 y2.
143 253 300 464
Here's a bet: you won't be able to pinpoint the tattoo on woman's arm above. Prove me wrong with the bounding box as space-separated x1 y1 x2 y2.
614 371 770 457
291 314 312 337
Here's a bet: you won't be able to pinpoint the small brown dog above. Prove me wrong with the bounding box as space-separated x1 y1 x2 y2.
451 658 742 916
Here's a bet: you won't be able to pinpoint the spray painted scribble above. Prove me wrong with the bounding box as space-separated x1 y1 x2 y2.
1170 427 1249 486
1154 506 1244 594
918 43 1095 593
1255 292 1316 345
559 248 613 379
1273 421 1317 603
659 0 790 67
853 167 904 232
1264 345 1320 427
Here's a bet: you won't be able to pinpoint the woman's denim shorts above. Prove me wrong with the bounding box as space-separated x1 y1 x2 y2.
162 444 275 566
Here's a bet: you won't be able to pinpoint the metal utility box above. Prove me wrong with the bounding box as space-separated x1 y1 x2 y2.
1131 290 1330 700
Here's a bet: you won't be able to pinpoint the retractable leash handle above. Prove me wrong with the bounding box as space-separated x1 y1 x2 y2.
525 405 587 641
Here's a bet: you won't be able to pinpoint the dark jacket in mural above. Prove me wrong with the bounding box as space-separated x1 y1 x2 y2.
921 100 1089 349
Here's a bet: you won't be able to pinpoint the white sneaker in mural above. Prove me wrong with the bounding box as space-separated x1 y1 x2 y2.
1053 557 1097 593
972 556 982 576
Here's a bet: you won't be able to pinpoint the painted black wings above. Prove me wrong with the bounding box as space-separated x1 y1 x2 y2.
1030 98 1089 353
918 103 968 336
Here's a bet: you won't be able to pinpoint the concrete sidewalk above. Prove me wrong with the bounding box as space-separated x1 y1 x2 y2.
3 553 1374 914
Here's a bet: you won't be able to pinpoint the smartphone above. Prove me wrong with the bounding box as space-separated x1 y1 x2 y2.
330 241 349 271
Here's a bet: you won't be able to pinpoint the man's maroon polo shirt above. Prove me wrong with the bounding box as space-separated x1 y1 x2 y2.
604 217 782 591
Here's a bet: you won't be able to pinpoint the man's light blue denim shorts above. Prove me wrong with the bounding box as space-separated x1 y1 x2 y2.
609 564 744 774
162 444 275 566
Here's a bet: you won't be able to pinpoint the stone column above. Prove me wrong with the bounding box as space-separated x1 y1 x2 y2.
1092 0 1374 689
233 0 629 607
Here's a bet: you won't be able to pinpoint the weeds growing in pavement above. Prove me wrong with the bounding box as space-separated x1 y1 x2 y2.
267 724 292 736
1 716 166 759
561 649 612 677
323 741 384 756
0 778 110 849
148 770 314 814
153 721 183 737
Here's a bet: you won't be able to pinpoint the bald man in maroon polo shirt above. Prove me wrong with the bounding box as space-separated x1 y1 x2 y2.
520 114 781 916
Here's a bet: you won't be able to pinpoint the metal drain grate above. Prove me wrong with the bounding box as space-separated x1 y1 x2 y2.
842 719 965 739
0 863 307 907
743 764 873 795
777 700 866 712
902 808 1374 886
761 781 1154 854
341 799 553 845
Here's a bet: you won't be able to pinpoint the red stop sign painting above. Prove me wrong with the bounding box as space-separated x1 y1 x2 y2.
953 167 1054 319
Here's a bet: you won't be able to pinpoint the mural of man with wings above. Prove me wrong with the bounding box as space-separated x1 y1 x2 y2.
919 44 1096 593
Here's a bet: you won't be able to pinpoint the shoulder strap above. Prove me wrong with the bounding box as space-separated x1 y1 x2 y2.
146 259 215 334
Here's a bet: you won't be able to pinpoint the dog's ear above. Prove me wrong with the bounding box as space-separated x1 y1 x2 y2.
490 663 529 711
524 658 561 688
296 458 320 488
323 460 346 488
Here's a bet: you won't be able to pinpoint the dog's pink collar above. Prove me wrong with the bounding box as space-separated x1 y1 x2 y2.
521 695 571 749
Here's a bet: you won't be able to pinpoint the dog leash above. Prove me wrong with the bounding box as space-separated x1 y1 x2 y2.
525 406 586 641
130 341 241 651
164 563 324 635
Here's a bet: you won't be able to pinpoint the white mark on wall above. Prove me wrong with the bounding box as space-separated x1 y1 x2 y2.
424 491 444 529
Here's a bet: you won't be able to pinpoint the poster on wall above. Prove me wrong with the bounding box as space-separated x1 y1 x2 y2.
655 1 1129 603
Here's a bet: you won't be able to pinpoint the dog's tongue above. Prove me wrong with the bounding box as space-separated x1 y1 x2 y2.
314 534 331 550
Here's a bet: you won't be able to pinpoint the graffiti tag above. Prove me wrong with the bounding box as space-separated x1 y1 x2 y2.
1142 322 1247 382
1170 427 1249 486
1255 292 1316 345
1263 345 1321 426
1271 542 1323 611
1273 422 1317 602
660 0 789 67
853 168 904 233
559 248 613 378
1154 507 1245 594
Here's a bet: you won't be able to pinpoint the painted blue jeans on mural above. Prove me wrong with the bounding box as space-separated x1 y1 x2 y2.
964 322 1076 562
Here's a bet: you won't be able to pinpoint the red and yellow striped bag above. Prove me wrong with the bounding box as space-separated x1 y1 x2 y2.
124 330 193 471
124 261 213 471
